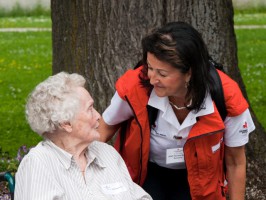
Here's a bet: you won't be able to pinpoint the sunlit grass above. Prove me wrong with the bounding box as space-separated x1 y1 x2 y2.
0 16 51 28
0 3 50 17
234 13 266 25
236 29 266 128
0 31 52 157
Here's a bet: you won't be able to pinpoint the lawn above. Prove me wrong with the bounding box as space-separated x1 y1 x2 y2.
0 23 52 157
0 11 265 159
236 28 266 128
234 12 266 25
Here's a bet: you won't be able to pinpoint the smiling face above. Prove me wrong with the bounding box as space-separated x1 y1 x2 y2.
147 53 191 98
70 87 101 143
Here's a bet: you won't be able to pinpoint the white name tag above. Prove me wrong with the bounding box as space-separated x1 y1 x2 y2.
166 148 184 164
101 182 127 195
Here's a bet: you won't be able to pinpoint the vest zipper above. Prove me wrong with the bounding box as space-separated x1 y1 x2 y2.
183 129 225 161
185 129 225 142
183 128 225 197
124 95 143 185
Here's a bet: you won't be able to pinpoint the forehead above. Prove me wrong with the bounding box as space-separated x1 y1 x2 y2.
147 53 176 71
75 87 93 105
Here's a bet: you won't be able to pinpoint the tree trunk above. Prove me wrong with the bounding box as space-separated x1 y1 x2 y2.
52 0 164 112
51 0 266 198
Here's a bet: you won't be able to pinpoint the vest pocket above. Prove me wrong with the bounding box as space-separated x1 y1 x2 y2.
185 131 224 197
194 138 214 180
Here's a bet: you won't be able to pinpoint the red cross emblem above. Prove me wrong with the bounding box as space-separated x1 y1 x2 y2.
243 121 248 129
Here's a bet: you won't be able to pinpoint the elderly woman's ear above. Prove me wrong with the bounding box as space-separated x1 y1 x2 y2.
59 122 73 133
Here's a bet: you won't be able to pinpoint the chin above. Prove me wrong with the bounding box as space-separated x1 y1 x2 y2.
154 88 167 97
93 131 101 141
155 91 167 97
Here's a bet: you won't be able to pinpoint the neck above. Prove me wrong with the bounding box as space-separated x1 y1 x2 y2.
46 131 89 158
169 96 186 105
46 131 89 174
168 96 192 109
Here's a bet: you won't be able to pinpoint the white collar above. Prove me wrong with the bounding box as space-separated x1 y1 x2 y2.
148 89 169 111
43 140 106 170
148 89 214 117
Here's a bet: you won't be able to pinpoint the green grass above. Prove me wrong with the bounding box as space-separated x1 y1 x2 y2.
234 13 266 25
0 16 51 28
236 28 266 128
0 10 265 158
234 7 266 15
0 4 50 17
0 29 52 157
234 6 266 130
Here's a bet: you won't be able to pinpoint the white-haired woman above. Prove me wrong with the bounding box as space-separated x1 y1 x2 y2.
14 72 152 200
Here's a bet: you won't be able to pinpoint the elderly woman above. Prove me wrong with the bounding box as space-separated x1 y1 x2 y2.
14 72 152 200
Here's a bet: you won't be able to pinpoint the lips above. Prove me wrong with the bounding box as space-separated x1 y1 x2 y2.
94 123 99 130
154 85 164 89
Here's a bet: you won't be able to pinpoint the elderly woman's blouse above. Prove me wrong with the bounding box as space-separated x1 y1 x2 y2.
15 140 152 200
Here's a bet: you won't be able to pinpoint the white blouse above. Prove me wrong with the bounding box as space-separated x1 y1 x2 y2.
15 140 152 200
103 90 255 169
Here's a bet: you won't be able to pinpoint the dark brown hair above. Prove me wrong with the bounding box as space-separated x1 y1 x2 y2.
140 21 213 112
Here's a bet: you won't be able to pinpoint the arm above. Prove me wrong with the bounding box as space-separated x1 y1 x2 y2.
98 118 120 142
98 92 134 142
225 145 246 200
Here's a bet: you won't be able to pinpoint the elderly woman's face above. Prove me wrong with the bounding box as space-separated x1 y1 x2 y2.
70 87 101 143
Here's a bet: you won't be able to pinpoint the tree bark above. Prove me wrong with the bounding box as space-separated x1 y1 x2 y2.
52 0 164 112
51 0 266 198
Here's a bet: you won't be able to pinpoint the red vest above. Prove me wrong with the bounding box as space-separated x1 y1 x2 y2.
114 66 248 200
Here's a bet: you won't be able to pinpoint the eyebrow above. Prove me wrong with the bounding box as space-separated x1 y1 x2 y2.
86 100 94 108
147 61 169 73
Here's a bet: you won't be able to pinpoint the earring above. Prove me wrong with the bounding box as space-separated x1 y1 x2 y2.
185 81 190 89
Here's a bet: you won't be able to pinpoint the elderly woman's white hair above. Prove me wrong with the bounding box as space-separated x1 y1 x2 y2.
26 72 86 136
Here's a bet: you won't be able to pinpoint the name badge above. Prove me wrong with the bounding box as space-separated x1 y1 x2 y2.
166 148 184 164
101 182 127 195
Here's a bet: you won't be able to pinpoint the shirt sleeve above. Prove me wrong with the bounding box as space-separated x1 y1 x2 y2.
15 154 65 200
224 108 255 147
102 91 134 125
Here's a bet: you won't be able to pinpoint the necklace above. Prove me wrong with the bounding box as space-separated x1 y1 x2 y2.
169 99 192 110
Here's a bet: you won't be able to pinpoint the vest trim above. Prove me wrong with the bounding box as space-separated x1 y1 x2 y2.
124 95 143 185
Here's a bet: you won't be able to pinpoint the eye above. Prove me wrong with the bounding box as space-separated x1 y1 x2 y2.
158 71 167 77
87 105 93 114
147 66 153 71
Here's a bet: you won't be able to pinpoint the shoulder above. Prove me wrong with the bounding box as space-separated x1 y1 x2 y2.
89 141 120 159
16 141 51 172
115 66 146 98
89 141 128 168
218 70 249 116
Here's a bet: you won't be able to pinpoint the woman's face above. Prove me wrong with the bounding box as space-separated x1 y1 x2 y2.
147 53 191 98
70 87 101 143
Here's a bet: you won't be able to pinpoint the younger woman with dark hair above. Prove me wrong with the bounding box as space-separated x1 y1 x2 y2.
99 21 255 200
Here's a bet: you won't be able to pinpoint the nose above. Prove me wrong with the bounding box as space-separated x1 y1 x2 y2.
93 108 101 121
149 70 159 85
